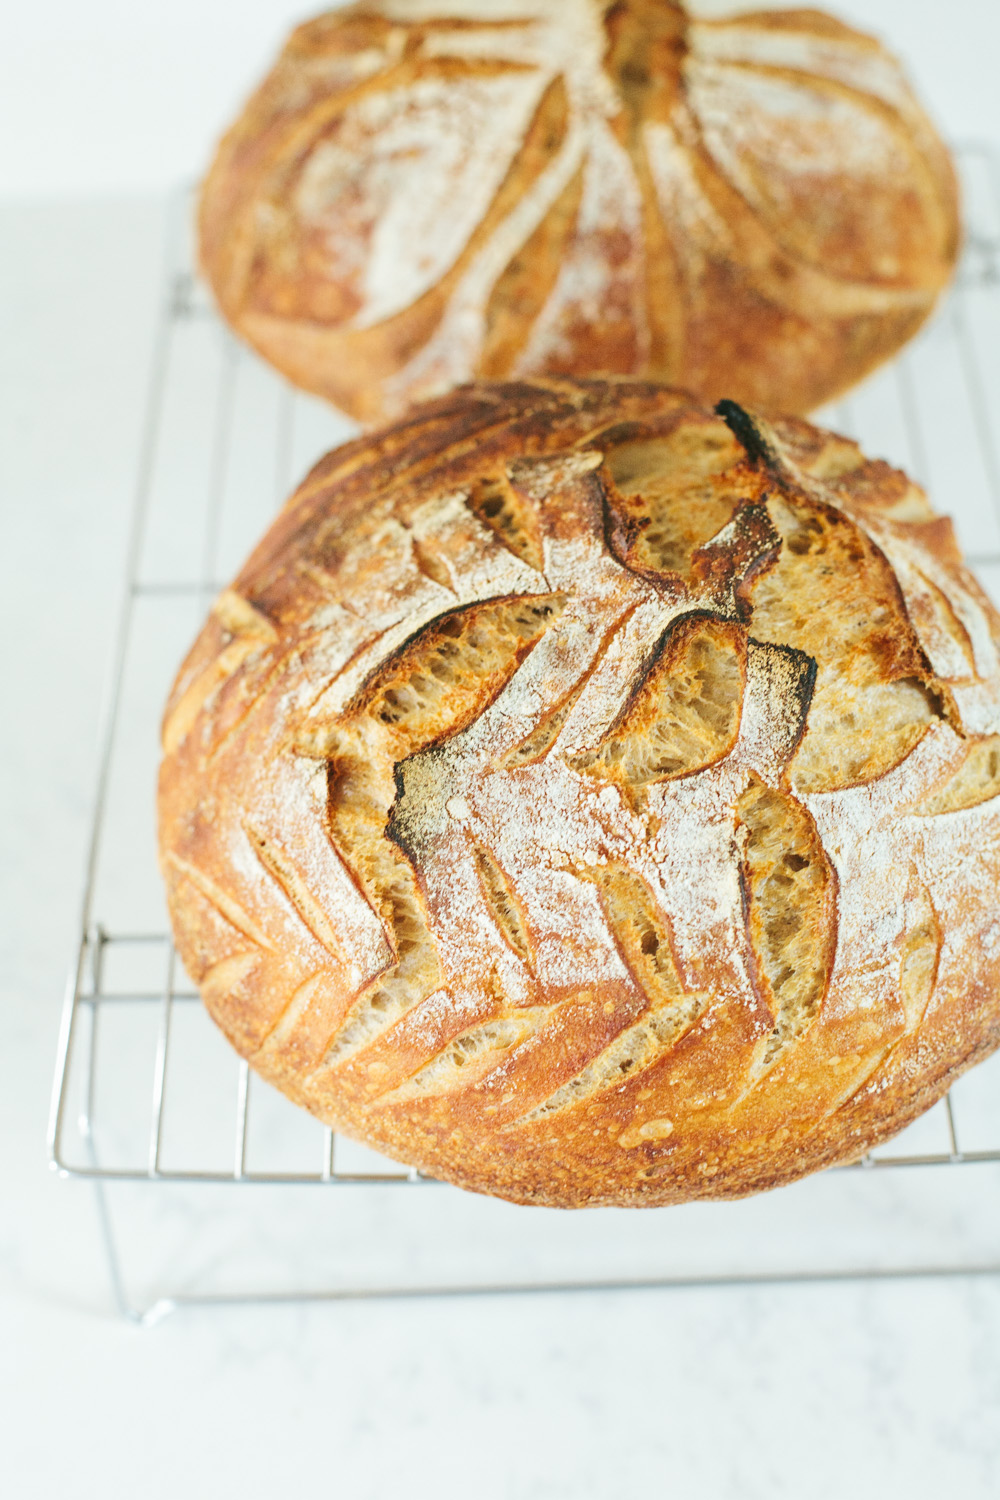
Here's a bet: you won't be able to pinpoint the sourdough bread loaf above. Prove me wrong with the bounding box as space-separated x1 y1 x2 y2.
199 1 959 424
158 378 1000 1206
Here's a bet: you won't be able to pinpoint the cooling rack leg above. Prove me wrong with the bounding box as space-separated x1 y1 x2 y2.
89 1179 178 1327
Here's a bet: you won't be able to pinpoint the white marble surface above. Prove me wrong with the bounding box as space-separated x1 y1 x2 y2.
5 180 1000 1498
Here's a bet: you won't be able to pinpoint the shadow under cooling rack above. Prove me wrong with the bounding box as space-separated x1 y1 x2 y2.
48 145 1000 1318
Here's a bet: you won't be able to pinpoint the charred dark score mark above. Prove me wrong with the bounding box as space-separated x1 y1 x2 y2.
740 638 818 773
690 502 781 617
715 400 779 470
752 639 817 727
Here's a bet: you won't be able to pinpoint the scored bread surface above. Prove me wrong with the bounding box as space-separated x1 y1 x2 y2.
158 378 1000 1207
198 0 959 425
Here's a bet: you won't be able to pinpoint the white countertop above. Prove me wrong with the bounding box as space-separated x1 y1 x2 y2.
5 174 1000 1498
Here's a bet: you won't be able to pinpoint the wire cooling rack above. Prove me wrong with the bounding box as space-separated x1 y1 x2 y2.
50 147 1000 1322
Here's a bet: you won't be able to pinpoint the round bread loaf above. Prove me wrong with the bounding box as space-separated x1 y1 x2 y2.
199 1 959 425
158 378 1000 1207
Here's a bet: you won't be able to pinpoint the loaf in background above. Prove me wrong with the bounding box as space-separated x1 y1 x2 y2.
199 1 959 424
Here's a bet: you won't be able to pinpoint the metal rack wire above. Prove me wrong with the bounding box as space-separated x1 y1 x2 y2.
49 146 1000 1320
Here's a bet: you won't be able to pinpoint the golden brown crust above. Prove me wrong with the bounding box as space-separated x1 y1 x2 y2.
158 378 1000 1207
198 1 959 424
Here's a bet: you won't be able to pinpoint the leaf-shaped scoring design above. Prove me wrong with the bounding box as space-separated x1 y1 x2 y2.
159 381 1000 1208
199 0 958 421
318 593 566 1064
289 402 960 1111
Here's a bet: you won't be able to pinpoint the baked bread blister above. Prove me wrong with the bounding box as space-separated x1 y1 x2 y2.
198 0 959 424
158 380 1000 1206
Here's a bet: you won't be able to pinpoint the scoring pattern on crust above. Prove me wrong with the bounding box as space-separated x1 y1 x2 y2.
158 379 1000 1206
199 0 959 423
